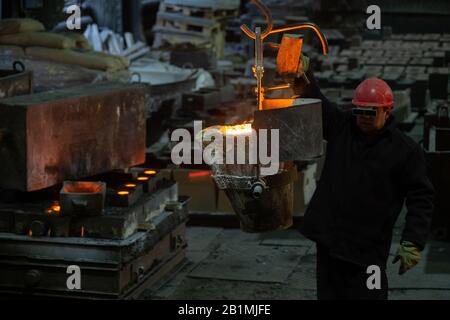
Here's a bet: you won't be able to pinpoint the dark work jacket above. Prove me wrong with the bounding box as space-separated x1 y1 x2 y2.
298 77 435 269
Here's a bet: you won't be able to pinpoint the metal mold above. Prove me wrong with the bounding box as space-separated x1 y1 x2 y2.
110 183 144 207
60 181 106 217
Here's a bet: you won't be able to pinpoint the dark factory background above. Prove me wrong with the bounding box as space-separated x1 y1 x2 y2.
0 0 449 301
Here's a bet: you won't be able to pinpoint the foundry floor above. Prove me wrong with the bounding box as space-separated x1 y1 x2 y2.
141 222 450 300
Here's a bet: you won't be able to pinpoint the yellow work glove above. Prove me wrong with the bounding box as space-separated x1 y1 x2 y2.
297 54 310 78
392 241 421 275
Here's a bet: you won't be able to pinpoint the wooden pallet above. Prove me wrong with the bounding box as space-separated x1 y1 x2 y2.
155 12 221 37
153 29 225 59
159 2 239 20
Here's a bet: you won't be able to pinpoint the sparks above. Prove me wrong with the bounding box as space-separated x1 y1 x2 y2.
221 124 253 136
46 201 61 215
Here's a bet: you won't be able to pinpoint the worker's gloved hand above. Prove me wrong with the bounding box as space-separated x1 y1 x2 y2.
297 53 310 77
292 54 315 97
392 241 422 275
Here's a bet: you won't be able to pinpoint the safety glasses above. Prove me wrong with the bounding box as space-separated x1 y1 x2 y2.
352 107 378 117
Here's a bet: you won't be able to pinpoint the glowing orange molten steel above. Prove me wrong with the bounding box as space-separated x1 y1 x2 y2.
118 191 130 196
221 124 253 136
137 177 149 181
46 201 61 215
262 98 296 110
125 184 137 188
144 170 157 175
63 182 103 194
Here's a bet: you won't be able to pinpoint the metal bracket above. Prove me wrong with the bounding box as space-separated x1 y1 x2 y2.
240 0 329 111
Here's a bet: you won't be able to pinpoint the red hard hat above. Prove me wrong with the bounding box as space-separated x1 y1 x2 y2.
352 78 394 109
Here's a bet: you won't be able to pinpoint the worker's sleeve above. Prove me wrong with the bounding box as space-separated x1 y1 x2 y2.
315 88 348 141
401 144 435 250
295 70 348 141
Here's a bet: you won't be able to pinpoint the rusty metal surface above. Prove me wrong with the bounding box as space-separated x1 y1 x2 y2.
221 166 297 233
0 211 187 265
0 223 187 299
1 180 180 240
0 68 33 99
0 196 188 299
253 98 324 162
0 82 146 191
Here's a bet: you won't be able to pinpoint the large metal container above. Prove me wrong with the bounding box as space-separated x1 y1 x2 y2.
217 165 297 233
253 98 323 162
0 61 33 99
0 82 146 191
202 126 297 233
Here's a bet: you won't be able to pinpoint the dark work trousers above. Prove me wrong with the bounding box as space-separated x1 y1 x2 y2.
316 245 388 300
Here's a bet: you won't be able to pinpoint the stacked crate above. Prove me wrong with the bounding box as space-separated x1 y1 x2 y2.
424 102 450 241
152 0 240 60
315 32 450 118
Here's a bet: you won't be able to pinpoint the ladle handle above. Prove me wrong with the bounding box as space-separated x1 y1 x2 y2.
240 0 273 40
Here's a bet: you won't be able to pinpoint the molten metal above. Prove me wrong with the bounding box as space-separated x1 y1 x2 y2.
46 201 61 215
63 182 103 194
220 124 253 136
262 98 296 110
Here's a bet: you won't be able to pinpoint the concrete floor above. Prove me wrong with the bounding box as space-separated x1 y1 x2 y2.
141 223 450 300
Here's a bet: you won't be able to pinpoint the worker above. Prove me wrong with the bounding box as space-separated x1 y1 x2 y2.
293 55 435 300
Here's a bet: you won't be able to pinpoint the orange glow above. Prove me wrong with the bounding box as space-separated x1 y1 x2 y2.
81 226 85 238
144 170 157 175
265 84 291 92
118 191 130 196
137 177 149 181
125 184 137 188
63 182 103 194
189 171 211 178
277 35 303 75
46 201 61 215
268 24 329 55
28 229 32 237
220 124 253 136
262 98 295 110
